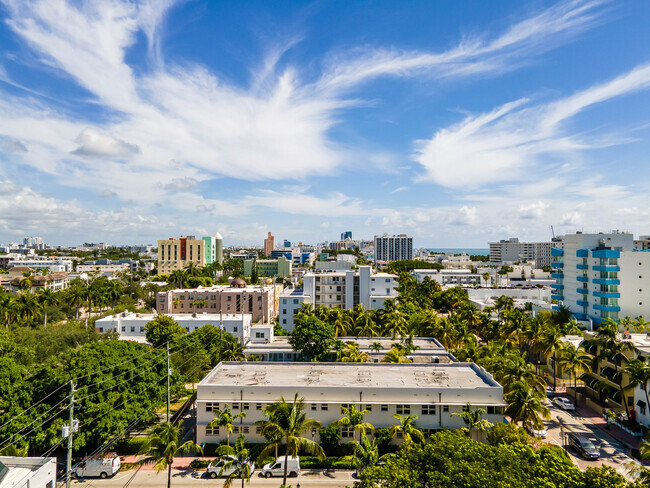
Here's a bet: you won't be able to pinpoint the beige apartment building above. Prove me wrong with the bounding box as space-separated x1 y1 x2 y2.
156 279 278 323
157 236 205 274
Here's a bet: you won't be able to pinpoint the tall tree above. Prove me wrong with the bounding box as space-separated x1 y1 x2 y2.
332 405 374 442
208 407 247 446
538 325 563 390
213 435 253 488
145 315 187 348
390 413 424 446
504 381 550 430
257 394 325 487
139 422 202 488
557 343 592 407
452 402 493 440
35 288 56 328
625 357 650 416
289 315 335 361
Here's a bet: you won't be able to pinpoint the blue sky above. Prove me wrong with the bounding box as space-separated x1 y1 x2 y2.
0 0 649 247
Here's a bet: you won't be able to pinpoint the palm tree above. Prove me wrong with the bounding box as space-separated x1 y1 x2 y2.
169 270 185 289
452 402 493 440
15 291 38 324
0 293 16 328
257 394 325 487
332 405 373 442
390 413 424 446
349 432 387 473
67 283 86 320
504 381 550 430
538 324 563 390
18 271 35 291
184 262 204 278
381 347 412 363
626 357 650 414
481 272 491 287
370 342 383 353
105 280 123 310
35 288 56 327
557 343 592 407
138 421 202 488
208 407 246 446
354 310 377 337
214 435 253 488
337 343 369 362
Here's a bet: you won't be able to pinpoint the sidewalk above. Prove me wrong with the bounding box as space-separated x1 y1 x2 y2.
120 455 215 470
574 402 645 454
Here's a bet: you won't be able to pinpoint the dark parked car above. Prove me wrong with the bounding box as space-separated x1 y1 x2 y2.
567 433 600 460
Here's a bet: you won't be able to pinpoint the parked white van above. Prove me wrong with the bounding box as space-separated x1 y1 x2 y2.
74 454 120 479
206 456 255 478
260 456 300 478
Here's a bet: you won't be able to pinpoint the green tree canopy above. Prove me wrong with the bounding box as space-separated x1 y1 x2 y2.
145 315 186 348
289 315 335 361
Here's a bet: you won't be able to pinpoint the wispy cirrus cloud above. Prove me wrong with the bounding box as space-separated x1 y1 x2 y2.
414 63 650 188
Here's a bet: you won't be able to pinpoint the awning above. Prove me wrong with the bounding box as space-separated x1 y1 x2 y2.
637 400 646 408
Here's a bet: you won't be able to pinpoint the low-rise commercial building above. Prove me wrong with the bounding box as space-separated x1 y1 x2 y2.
196 362 504 445
95 311 273 344
156 280 278 323
489 238 561 269
7 257 72 272
0 456 56 488
244 336 454 363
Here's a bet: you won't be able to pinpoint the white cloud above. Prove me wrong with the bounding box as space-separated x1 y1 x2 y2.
0 135 27 152
414 63 650 188
164 177 199 192
71 128 139 158
519 201 549 219
97 189 117 198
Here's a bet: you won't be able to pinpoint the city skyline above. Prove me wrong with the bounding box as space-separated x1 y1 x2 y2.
0 1 649 246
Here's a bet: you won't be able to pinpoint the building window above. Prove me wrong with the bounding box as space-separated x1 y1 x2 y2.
282 319 287 324
256 332 265 339
396 405 410 415
321 404 328 411
421 405 436 415
233 403 239 410
487 406 503 415
130 327 135 332
234 327 238 333
256 425 262 434
206 426 219 436
256 403 263 410
311 404 317 411
443 406 449 413
121 326 125 332
242 426 250 434
227 296 232 301
381 405 388 412
366 405 372 412
340 427 354 438
242 403 249 410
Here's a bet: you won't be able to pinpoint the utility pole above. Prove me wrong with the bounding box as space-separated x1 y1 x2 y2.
166 342 170 422
65 380 75 488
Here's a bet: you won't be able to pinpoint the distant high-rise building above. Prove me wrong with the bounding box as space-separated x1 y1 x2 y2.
634 235 650 250
374 234 413 263
341 231 352 241
489 237 561 269
264 232 275 256
158 233 222 273
283 240 292 248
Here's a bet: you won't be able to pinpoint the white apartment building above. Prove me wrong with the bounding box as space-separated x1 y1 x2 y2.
374 234 413 263
279 266 398 331
0 456 56 488
412 269 481 286
489 238 561 269
196 362 505 445
76 263 130 274
552 232 650 325
7 257 72 272
95 311 273 344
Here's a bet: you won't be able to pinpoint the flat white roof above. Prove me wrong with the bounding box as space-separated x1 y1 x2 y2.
97 312 251 321
200 362 500 389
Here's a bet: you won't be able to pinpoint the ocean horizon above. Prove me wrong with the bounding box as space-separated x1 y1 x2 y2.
427 248 489 256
